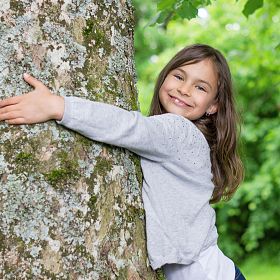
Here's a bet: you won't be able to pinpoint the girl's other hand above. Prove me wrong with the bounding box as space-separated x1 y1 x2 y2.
0 73 64 125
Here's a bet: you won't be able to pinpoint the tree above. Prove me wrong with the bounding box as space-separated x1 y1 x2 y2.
0 1 157 279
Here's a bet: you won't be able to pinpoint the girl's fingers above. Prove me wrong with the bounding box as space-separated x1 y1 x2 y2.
0 74 45 109
23 73 45 89
0 104 18 115
5 118 26 125
0 95 22 108
0 109 21 121
0 77 59 124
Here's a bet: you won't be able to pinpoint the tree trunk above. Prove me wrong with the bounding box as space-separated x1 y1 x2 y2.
0 1 157 279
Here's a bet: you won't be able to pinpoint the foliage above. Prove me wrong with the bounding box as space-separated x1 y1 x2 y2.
242 0 264 17
133 0 280 263
149 0 265 28
240 243 280 279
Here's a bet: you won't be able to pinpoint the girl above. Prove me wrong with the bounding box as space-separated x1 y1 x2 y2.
0 44 245 280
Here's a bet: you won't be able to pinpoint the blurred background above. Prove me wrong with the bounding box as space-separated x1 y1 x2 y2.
132 0 280 279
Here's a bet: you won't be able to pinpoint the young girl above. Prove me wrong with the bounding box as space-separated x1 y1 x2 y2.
0 44 245 280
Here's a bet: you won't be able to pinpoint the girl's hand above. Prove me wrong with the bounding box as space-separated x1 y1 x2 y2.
0 73 64 125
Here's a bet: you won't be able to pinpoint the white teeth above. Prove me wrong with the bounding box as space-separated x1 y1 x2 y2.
174 98 185 105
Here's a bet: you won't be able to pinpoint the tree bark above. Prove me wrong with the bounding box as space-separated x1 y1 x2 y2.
0 1 157 279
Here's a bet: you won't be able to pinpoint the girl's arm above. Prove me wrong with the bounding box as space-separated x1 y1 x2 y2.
56 96 182 161
0 74 189 161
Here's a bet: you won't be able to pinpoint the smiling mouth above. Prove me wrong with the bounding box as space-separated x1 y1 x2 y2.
169 95 192 107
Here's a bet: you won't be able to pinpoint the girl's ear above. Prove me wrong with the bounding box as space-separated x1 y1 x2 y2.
206 102 218 115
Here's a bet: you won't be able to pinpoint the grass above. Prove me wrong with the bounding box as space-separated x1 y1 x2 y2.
240 253 280 280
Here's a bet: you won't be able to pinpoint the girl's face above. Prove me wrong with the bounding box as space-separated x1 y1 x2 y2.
159 59 218 120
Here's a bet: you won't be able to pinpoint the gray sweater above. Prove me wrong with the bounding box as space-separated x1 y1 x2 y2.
58 97 218 270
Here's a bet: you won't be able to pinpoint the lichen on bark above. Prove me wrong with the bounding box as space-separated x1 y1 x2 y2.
0 0 157 279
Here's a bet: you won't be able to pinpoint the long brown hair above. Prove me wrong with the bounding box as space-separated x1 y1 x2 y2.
149 44 244 203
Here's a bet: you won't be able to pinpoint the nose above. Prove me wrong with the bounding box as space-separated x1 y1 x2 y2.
177 83 191 96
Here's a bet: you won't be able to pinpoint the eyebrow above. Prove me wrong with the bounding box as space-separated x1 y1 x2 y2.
176 67 214 90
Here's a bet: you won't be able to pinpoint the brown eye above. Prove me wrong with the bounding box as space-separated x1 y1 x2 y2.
196 85 206 92
174 74 183 81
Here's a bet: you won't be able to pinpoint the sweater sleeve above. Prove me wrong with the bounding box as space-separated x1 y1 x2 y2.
57 96 191 161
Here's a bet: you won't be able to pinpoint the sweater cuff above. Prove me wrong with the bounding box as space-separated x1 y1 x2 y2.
56 96 76 125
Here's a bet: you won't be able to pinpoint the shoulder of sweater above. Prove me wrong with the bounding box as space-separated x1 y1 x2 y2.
154 113 209 149
148 113 199 133
147 112 191 124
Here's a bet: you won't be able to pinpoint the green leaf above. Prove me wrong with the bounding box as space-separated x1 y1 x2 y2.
176 1 198 20
147 9 173 27
146 11 162 27
157 9 173 24
242 0 264 17
192 0 212 6
157 0 176 11
275 43 280 51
